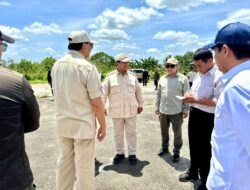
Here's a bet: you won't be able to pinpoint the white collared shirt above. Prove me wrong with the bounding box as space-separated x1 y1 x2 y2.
190 65 222 113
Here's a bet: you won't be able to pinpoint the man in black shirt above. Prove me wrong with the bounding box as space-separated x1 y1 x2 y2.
0 31 40 190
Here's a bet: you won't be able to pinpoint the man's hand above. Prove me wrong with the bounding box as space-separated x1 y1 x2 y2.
97 126 106 142
137 107 143 114
155 109 160 115
183 92 197 104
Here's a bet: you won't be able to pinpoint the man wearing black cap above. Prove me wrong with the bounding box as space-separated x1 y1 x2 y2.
179 48 222 190
0 31 40 190
206 22 250 190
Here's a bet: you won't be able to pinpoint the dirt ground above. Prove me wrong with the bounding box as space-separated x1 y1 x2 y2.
25 82 201 190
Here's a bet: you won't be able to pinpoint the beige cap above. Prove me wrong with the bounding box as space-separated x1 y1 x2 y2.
68 30 93 44
115 53 130 62
166 57 178 65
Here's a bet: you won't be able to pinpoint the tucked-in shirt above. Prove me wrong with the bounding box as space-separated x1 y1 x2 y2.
51 50 102 139
207 60 250 190
155 73 190 115
102 70 143 118
190 65 222 113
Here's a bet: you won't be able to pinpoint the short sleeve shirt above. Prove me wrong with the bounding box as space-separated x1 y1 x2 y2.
51 50 102 139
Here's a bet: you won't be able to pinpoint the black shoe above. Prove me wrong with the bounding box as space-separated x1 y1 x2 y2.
128 155 137 165
113 154 125 164
197 184 208 190
173 154 180 163
179 171 198 182
158 148 168 156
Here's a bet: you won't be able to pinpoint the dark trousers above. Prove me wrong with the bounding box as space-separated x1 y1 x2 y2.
188 107 214 185
189 82 193 87
142 78 148 86
160 113 183 155
154 80 158 90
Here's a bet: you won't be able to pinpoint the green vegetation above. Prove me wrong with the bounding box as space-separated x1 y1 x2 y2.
4 51 194 83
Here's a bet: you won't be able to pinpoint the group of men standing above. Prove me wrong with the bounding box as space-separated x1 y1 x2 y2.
153 22 250 190
1 21 250 190
51 31 144 190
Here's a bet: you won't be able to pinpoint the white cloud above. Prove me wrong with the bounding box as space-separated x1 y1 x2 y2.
145 0 225 11
43 47 56 55
146 48 160 54
89 6 162 29
0 1 10 6
0 25 28 41
153 30 200 42
112 42 139 50
91 28 129 41
217 8 250 28
23 22 65 34
153 30 209 55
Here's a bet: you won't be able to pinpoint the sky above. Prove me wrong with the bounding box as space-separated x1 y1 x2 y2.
1 0 250 63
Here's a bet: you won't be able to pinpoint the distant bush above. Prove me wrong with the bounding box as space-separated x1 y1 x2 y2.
4 51 194 83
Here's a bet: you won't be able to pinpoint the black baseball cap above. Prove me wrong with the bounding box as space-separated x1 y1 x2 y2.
0 30 15 43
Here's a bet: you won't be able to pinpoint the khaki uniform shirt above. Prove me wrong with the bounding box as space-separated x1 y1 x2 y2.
103 70 143 118
51 50 102 139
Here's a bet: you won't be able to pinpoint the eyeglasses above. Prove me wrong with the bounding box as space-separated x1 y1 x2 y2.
0 42 8 52
117 61 129 64
165 64 176 69
84 42 93 49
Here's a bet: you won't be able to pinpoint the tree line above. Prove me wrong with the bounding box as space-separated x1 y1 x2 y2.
3 51 194 83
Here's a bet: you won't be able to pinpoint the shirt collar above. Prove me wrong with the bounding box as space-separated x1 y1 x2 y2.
201 65 217 77
115 69 128 76
221 60 250 86
68 50 86 59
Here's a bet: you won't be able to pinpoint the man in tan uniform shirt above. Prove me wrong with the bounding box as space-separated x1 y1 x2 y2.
51 30 106 190
103 53 143 165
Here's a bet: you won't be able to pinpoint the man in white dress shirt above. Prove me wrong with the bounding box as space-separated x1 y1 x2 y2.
179 48 222 190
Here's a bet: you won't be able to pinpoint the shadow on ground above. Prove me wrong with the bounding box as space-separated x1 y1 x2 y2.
102 159 150 177
95 158 103 176
158 153 190 172
158 154 202 190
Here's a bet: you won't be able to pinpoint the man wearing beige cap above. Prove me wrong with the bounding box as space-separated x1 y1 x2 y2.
103 53 143 165
51 30 106 190
0 31 40 190
155 57 189 162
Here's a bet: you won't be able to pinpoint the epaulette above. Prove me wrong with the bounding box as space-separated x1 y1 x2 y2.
106 70 116 77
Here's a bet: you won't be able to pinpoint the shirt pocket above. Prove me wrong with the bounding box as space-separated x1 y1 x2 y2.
128 80 135 93
198 83 214 98
130 103 138 115
109 103 121 116
110 84 120 94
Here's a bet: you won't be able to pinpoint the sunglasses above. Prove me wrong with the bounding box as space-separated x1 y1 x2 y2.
0 42 8 52
165 64 176 69
84 42 93 49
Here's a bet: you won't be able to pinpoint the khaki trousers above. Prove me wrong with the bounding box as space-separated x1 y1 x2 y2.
112 117 137 155
56 137 95 190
